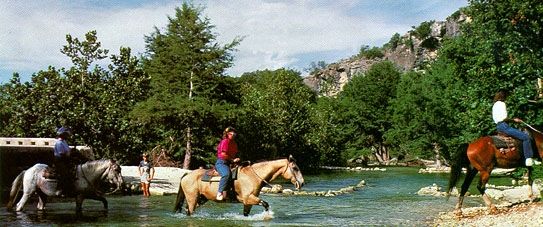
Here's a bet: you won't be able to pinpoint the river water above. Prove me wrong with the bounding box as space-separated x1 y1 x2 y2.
1 167 503 226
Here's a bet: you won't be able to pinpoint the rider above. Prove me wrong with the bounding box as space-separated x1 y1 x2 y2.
492 90 540 166
215 126 240 201
53 126 75 196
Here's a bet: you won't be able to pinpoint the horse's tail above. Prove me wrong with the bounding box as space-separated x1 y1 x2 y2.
6 170 26 210
446 143 469 197
173 172 189 213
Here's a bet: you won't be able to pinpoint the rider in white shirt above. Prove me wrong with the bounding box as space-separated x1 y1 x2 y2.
492 91 540 166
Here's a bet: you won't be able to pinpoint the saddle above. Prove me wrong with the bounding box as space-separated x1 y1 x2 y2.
491 132 521 154
201 166 240 182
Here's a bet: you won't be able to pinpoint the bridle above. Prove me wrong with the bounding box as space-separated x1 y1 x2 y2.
80 161 121 195
249 159 302 189
286 162 303 189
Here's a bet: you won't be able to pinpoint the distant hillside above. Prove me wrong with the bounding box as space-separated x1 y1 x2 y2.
303 10 470 96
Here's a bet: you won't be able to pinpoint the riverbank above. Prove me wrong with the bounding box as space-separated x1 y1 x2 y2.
434 202 543 226
430 180 543 226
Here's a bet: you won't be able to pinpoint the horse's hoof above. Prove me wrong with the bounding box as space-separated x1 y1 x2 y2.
454 209 462 217
489 206 498 214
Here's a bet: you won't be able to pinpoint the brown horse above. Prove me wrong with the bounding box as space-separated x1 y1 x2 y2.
447 127 543 215
173 155 305 216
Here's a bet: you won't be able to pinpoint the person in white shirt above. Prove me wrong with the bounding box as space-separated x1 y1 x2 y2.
492 90 539 166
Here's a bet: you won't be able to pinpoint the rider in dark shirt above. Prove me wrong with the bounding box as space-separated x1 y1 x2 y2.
53 126 75 196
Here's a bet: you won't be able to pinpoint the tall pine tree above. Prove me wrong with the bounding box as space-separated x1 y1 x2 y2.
132 3 241 169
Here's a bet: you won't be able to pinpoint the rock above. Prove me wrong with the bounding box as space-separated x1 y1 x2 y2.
486 184 541 205
121 166 191 196
417 184 459 197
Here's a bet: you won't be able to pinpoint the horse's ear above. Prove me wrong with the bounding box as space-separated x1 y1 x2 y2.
288 155 296 163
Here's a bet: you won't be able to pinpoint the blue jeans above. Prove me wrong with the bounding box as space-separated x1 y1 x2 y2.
215 159 231 193
497 122 533 159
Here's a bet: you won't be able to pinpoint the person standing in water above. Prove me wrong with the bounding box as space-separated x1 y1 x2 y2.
138 153 155 197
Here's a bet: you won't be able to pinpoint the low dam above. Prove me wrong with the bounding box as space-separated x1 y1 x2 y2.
0 138 93 202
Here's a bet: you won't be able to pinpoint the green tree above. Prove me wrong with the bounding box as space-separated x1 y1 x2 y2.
358 45 384 59
131 3 241 169
0 31 150 163
237 69 318 168
338 61 401 164
308 96 346 166
439 0 543 147
386 60 463 160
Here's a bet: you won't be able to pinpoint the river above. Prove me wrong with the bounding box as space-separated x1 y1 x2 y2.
1 167 509 226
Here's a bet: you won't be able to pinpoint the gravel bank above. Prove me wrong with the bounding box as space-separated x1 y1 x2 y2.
434 202 543 226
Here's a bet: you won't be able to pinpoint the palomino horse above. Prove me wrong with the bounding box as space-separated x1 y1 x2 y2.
447 127 543 215
173 155 304 216
7 159 123 212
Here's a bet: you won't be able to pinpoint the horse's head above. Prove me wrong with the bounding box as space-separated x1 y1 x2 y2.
283 155 305 190
104 160 124 193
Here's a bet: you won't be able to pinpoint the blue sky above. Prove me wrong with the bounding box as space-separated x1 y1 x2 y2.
0 0 468 84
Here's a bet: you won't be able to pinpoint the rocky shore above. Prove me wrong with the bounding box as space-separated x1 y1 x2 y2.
419 181 543 226
434 203 543 226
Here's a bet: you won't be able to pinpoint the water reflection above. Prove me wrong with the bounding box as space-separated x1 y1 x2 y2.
137 197 153 225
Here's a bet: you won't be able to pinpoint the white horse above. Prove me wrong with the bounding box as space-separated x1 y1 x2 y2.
6 159 123 212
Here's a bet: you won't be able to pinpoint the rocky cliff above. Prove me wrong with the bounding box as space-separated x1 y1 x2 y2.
304 12 470 96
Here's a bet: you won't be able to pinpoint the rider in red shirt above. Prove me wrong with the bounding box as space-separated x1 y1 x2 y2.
215 127 239 200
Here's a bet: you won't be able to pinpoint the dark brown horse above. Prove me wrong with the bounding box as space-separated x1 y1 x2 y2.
447 127 543 215
173 155 304 216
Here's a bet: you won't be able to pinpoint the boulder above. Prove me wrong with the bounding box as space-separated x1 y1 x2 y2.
121 166 191 196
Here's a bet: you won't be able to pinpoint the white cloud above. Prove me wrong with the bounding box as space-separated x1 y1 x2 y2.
0 0 467 82
205 0 405 75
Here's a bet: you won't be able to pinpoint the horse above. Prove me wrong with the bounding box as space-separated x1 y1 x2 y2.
447 126 543 215
173 155 305 216
6 159 123 213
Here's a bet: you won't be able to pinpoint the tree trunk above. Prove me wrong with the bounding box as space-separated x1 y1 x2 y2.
373 143 390 164
433 142 442 168
183 127 192 169
182 71 194 169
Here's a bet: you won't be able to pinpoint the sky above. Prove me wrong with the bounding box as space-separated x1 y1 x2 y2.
0 0 468 84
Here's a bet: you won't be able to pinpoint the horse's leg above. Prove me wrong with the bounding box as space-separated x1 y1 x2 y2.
455 167 478 216
527 167 535 201
477 170 497 214
242 194 269 216
36 190 48 210
75 194 84 213
86 194 108 210
16 177 38 212
185 195 198 216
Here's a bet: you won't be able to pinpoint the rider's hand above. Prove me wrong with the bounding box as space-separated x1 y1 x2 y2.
233 158 240 163
513 118 523 123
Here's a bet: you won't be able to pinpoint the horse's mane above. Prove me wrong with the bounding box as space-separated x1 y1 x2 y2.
81 159 112 169
249 157 289 165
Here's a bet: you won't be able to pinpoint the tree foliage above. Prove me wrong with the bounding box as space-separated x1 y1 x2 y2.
237 69 318 168
130 3 241 169
3 1 543 170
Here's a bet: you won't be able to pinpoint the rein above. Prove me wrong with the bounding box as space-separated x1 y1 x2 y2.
522 121 543 135
248 165 274 187
248 159 301 188
79 164 101 194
